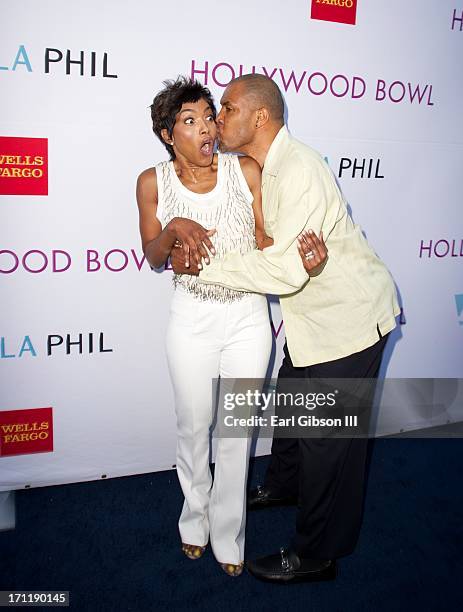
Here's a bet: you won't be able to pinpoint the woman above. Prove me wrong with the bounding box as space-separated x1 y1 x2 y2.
136 77 325 576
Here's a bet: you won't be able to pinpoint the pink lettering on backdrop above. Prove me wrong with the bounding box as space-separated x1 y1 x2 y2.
191 60 435 106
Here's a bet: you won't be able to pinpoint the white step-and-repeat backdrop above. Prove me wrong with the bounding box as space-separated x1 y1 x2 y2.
1 1 462 490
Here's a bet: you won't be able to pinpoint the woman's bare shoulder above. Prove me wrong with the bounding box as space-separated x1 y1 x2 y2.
136 167 158 204
238 155 261 189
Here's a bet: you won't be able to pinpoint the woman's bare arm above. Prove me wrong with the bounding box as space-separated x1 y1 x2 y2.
136 168 176 268
238 156 274 251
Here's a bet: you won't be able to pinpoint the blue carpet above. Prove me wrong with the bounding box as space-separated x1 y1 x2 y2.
1 440 463 611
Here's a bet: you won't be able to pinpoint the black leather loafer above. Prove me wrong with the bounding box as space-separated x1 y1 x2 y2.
246 548 336 584
247 485 297 510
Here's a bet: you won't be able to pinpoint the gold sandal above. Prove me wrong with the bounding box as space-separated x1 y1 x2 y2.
181 543 206 560
220 562 244 577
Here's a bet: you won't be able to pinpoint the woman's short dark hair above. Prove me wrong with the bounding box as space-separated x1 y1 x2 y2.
150 76 216 160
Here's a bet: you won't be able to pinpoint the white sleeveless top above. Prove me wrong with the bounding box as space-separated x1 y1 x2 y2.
155 152 257 302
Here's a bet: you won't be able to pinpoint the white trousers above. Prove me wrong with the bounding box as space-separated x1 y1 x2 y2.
166 288 272 564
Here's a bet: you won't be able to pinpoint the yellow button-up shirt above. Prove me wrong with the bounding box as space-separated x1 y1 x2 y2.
200 126 400 366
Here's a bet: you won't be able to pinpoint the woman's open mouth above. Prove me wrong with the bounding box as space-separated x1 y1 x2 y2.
200 139 213 156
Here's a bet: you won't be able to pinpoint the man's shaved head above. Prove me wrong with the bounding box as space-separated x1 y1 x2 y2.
230 74 284 123
216 73 285 157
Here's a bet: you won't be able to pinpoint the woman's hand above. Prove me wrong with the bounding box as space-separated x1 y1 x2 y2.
297 230 328 276
167 217 216 269
170 242 200 275
255 228 274 251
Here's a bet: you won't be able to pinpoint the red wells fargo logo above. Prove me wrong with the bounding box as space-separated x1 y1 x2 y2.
0 407 54 457
311 0 357 26
0 136 48 195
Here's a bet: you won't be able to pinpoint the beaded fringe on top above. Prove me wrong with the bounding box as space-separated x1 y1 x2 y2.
156 153 257 303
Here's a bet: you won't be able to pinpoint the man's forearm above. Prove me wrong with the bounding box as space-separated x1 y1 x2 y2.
199 246 309 296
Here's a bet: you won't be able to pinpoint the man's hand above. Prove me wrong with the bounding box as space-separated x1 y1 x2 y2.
170 243 200 276
167 217 216 269
297 230 328 276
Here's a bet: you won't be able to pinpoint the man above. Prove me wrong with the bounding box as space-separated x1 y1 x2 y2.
171 74 400 583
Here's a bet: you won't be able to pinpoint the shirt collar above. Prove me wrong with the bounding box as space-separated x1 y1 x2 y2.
262 125 290 177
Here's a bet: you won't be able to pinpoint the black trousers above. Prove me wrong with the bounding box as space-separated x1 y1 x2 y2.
264 333 388 560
